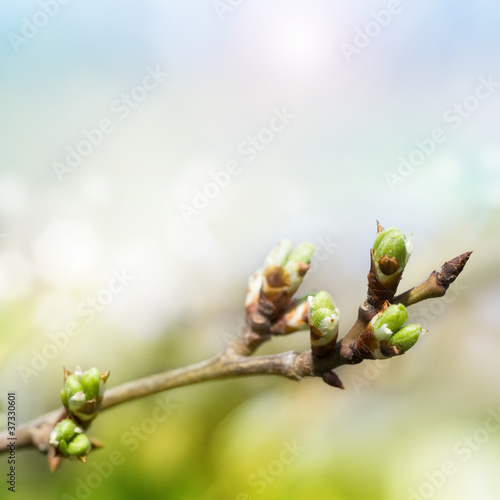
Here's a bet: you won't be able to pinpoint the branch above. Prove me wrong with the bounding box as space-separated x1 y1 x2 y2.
0 229 472 470
102 348 312 411
0 331 314 455
316 249 473 376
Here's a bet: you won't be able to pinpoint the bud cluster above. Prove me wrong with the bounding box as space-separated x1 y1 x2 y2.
369 303 424 358
368 225 413 307
244 222 465 391
245 241 315 334
308 291 340 356
61 367 109 423
49 419 91 458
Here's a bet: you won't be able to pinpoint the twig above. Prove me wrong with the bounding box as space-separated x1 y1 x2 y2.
0 341 314 454
393 252 472 307
103 350 311 410
0 241 471 464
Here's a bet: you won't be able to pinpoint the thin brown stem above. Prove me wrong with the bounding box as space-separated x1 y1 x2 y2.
102 350 307 410
393 252 472 307
0 342 314 455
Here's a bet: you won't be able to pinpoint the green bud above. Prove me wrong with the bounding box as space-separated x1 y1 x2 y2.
264 240 292 268
58 439 69 456
53 419 77 443
310 309 339 335
308 292 340 350
49 419 90 457
308 291 335 312
80 367 101 400
387 324 423 352
371 304 408 341
67 433 91 456
260 242 315 311
61 367 109 422
60 375 83 408
373 227 412 279
285 242 315 267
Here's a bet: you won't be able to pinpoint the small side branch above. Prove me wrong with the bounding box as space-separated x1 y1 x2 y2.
393 252 472 307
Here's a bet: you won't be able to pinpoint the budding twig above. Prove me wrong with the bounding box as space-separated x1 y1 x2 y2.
313 232 472 379
0 226 472 470
0 336 314 456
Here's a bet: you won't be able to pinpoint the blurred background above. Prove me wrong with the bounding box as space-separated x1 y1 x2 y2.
1 1 499 499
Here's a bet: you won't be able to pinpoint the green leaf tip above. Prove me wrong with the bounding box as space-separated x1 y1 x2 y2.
387 323 423 352
371 303 408 340
285 242 315 266
308 291 335 312
308 291 340 352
